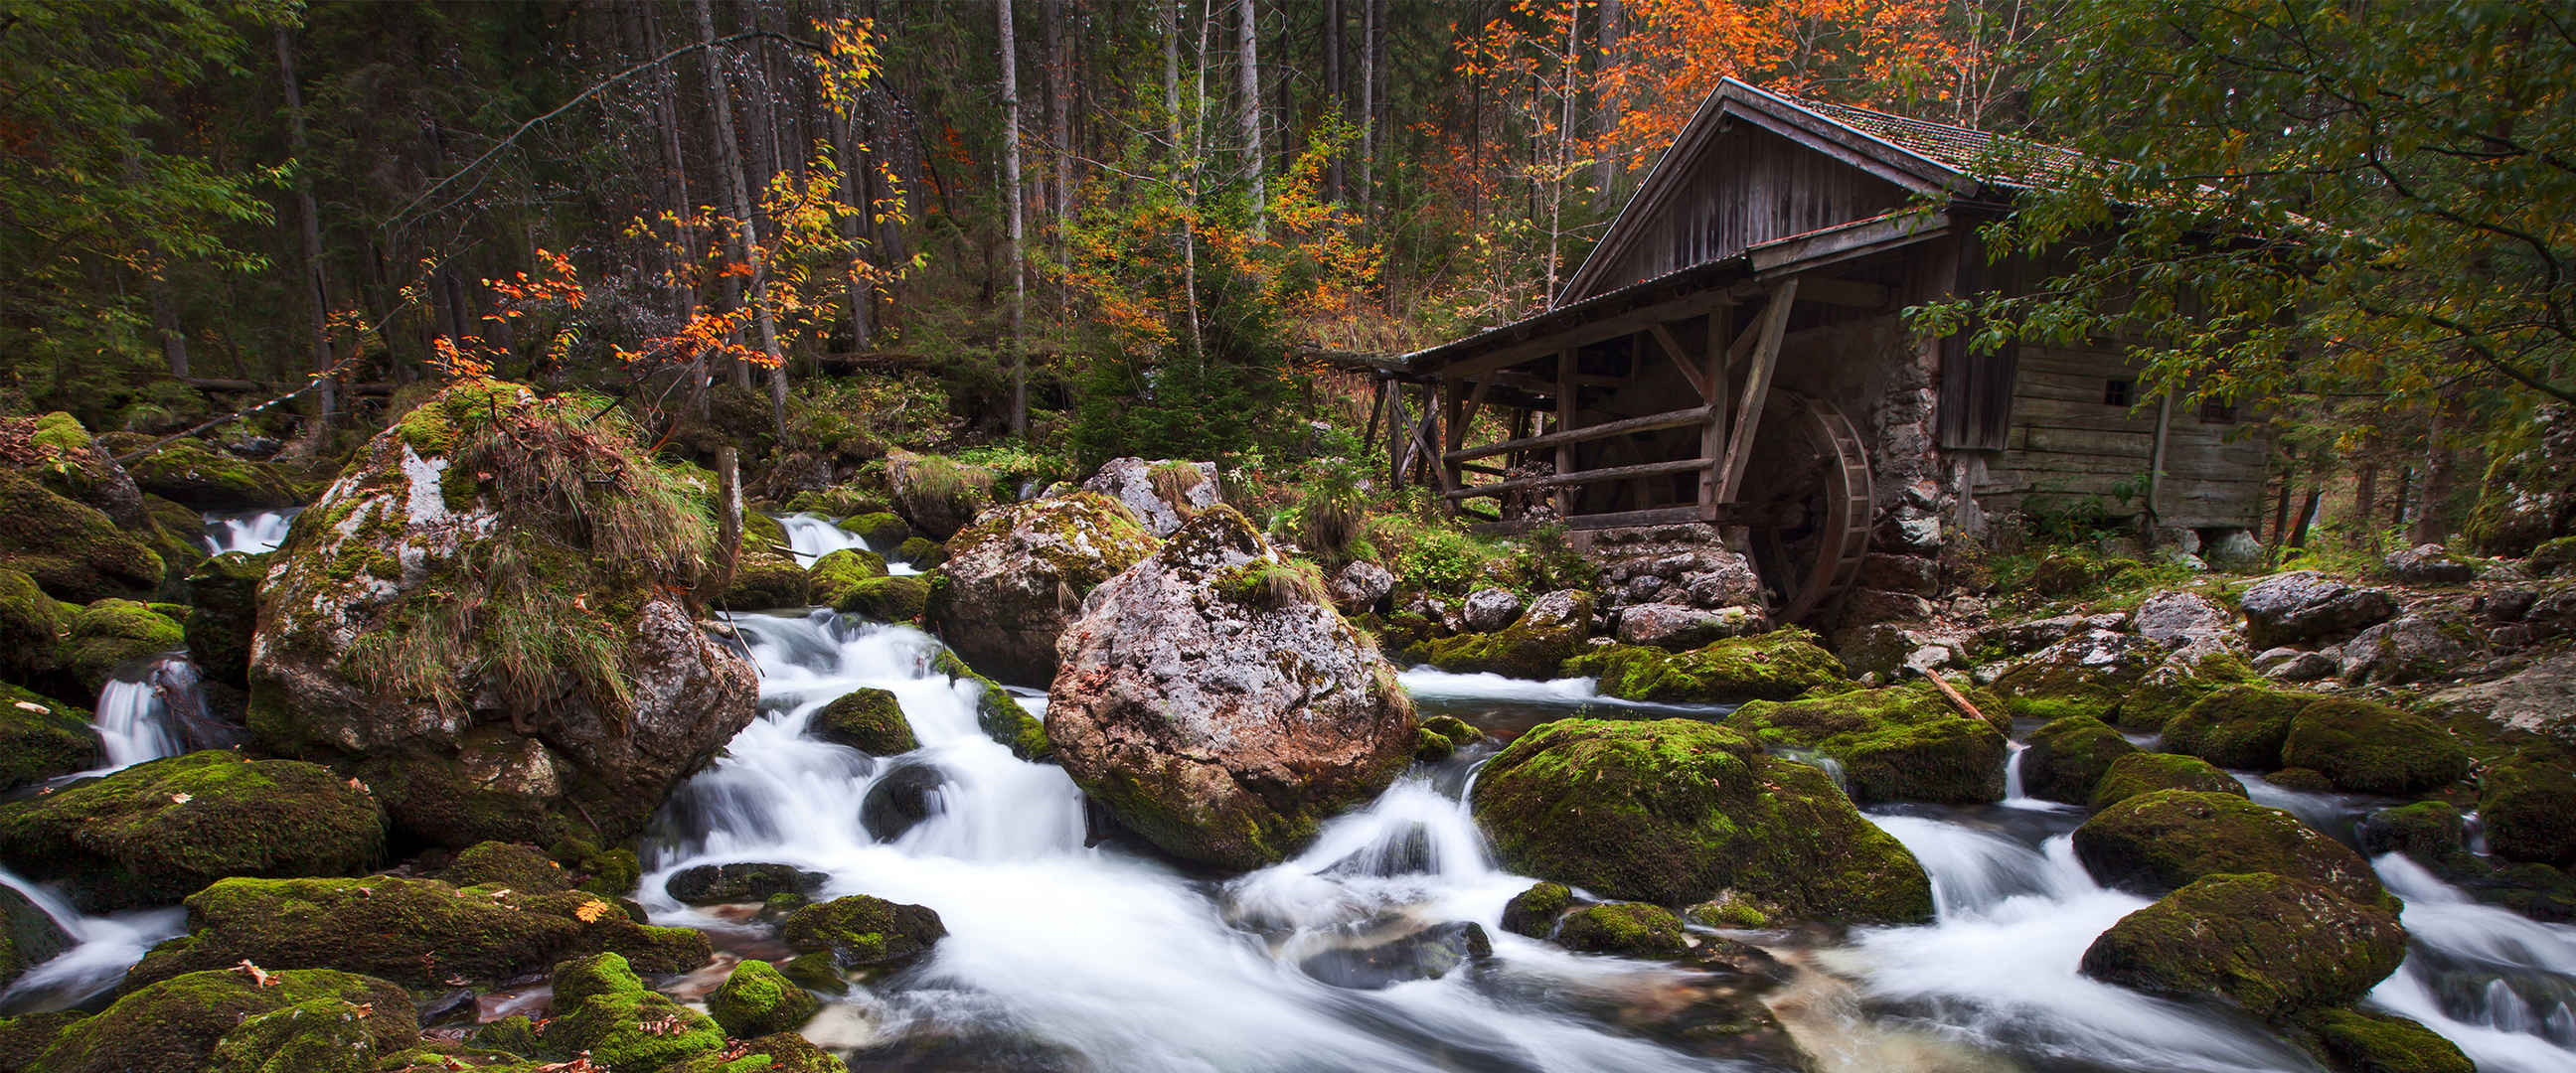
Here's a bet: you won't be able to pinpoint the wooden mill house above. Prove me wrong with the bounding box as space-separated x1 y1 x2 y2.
1367 78 2269 623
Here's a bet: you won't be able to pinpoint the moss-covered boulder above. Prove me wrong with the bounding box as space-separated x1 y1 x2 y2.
2079 872 2407 1019
2162 685 2304 769
2072 790 2387 906
1729 683 2009 805
2019 714 2139 804
924 491 1157 686
0 752 385 910
813 687 917 754
724 511 810 609
2480 758 2576 866
438 840 575 893
59 598 183 695
1049 508 1414 869
2106 651 2258 731
832 572 930 623
783 487 886 519
886 451 999 540
1991 628 2164 721
841 511 911 549
806 546 887 607
2089 752 2247 810
779 894 945 970
491 952 724 1073
0 467 165 605
36 967 413 1073
663 861 825 906
1500 881 1571 939
1554 902 1687 957
2463 404 2576 556
127 874 708 989
247 380 758 850
182 551 264 690
206 993 423 1073
895 536 946 569
2280 697 2469 795
929 648 1048 761
707 959 819 1037
1 882 75 989
2296 1008 2476 1073
0 684 96 790
1413 713 1486 762
1417 590 1596 679
1471 718 1933 923
1561 628 1846 703
122 439 308 511
0 567 64 690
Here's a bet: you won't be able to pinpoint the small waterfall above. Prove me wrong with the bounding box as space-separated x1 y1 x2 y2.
774 513 922 575
92 675 183 771
1998 742 2075 813
2365 853 2576 1073
0 867 187 1014
201 508 298 554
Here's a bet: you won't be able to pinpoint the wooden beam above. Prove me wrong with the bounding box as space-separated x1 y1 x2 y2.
1444 403 1717 465
1475 504 1725 536
1715 279 1801 501
1649 323 1709 400
1362 378 1387 457
1427 287 1736 383
1386 382 1413 486
1553 351 1576 518
1798 277 1891 309
1448 457 1714 501
1699 306 1730 520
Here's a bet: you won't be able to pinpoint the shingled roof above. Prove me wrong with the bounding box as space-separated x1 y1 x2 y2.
1800 98 2098 190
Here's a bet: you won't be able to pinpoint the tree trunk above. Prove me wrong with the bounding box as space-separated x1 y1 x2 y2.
1323 0 1342 203
999 0 1029 437
2289 487 2323 548
275 27 337 446
1592 0 1623 197
695 0 787 434
147 251 189 378
2349 447 2379 536
640 2 708 420
2414 400 2459 545
1237 0 1264 232
1359 0 1378 216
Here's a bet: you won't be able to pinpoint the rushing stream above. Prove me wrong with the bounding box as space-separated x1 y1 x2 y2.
201 507 298 555
774 512 922 575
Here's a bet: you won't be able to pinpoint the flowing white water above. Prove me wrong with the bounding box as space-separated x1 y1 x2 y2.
647 611 1757 1071
0 867 188 1013
89 662 191 773
2365 853 2576 1073
774 512 921 575
201 508 298 554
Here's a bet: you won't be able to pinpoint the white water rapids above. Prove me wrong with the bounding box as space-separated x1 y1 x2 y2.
200 507 298 554
774 512 922 575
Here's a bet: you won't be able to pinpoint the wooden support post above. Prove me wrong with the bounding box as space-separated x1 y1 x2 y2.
1439 379 1466 507
1363 378 1387 457
1554 350 1575 518
1715 278 1800 502
1387 382 1413 486
1700 307 1731 521
1651 322 1709 400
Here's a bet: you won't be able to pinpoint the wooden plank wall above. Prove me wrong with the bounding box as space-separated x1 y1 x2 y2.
1583 125 1909 300
1970 346 2268 529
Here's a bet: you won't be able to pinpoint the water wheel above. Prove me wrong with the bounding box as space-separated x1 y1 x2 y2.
1735 393 1873 624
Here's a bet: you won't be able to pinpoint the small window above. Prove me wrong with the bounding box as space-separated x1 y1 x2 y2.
2199 400 2237 424
2103 379 2135 406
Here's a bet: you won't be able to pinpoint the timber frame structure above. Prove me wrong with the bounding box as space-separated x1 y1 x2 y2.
1361 79 2268 623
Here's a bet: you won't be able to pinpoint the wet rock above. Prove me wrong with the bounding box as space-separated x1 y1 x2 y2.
2001 612 2126 654
0 752 386 911
2281 697 2468 795
2426 647 2576 745
708 959 820 1037
2161 684 2303 769
2072 790 2388 906
1079 457 1218 537
1991 628 2164 721
2080 872 2406 1018
840 511 912 549
1554 902 1686 957
0 684 96 791
33 967 414 1073
2478 758 2576 866
0 567 63 692
183 551 265 690
813 687 918 754
1729 682 2009 805
2382 543 2475 585
2028 553 2097 595
2204 530 2265 571
487 952 724 1071
125 874 709 988
886 451 999 540
1501 881 1572 938
1412 714 1485 762
1615 603 1764 651
1833 623 1969 678
1299 921 1491 989
922 491 1159 686
417 986 479 1027
1835 587 1936 629
439 841 575 893
2019 714 2139 805
1461 587 1525 633
1471 717 1933 924
2337 613 2484 686
0 881 75 988
2296 1009 2474 1073
2088 752 2247 811
832 573 929 623
779 894 946 970
895 535 947 569
806 547 889 607
861 762 948 842
2106 649 2257 732
247 382 759 850
2133 591 2233 649
1418 590 1596 679
1327 560 1393 616
59 598 183 696
2240 571 2397 647
930 648 1050 761
1048 508 1416 869
1564 628 1846 703
121 439 309 511
1857 551 1940 596
664 862 828 906
0 448 168 606
2255 647 2339 683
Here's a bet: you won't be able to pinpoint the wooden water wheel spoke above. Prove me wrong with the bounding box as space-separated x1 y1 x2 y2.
1739 393 1872 624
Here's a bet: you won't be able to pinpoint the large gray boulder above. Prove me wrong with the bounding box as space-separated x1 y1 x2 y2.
2338 613 2484 686
2239 571 2397 648
2133 591 2233 649
923 491 1159 686
1079 457 1219 537
1328 560 1394 616
1048 507 1417 869
1615 602 1764 651
246 382 758 848
2383 543 2475 586
1462 588 1525 633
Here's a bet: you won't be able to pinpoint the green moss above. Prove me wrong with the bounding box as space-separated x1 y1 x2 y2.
2361 801 2475 872
895 536 945 568
1500 881 1571 938
2108 652 2257 731
2282 697 2470 795
183 551 266 689
723 552 811 609
778 894 946 971
440 841 574 893
530 952 726 1073
779 951 849 996
575 844 642 896
2080 872 2407 1018
0 683 96 790
1471 718 1932 923
841 511 911 548
806 546 888 606
832 573 929 623
707 959 820 1037
0 567 63 687
2019 714 2139 804
124 874 709 989
813 687 918 754
2531 536 2576 576
2072 790 2389 908
2480 758 2576 866
2162 685 2304 769
2297 1008 2475 1073
0 463 166 605
37 968 413 1073
1729 683 2008 805
1562 628 1846 703
0 752 386 908
2090 751 2248 810
784 488 887 518
1685 894 1772 929
1553 902 1687 957
1417 592 1596 680
122 439 307 510
1991 631 2164 721
207 995 416 1073
671 1032 849 1073
0 1010 82 1073
929 649 1049 761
